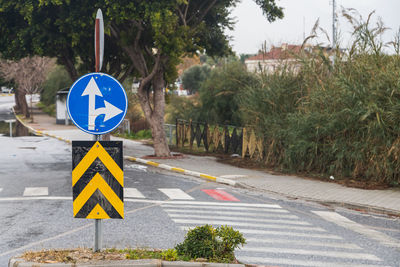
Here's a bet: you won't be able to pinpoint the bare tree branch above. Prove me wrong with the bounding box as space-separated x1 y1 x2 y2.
0 56 55 119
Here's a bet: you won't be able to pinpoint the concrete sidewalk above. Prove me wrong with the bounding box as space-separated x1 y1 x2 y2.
16 109 400 216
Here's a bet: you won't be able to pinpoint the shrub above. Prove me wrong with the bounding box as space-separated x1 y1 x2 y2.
161 249 178 261
175 225 245 263
41 65 72 106
182 64 211 94
199 61 260 126
165 94 200 124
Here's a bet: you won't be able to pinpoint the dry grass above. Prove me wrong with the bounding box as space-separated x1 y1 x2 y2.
21 248 126 264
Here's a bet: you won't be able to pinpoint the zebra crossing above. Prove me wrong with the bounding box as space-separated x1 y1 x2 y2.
0 186 237 201
0 186 398 266
161 202 391 267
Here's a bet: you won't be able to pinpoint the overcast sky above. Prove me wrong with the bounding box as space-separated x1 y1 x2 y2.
226 0 400 54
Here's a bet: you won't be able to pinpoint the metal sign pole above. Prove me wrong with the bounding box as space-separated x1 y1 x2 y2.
93 134 102 252
9 121 12 137
5 119 15 137
93 8 104 253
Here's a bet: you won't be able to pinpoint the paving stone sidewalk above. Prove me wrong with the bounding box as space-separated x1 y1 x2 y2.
18 109 400 215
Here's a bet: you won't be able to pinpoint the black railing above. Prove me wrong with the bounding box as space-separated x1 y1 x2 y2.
176 119 243 155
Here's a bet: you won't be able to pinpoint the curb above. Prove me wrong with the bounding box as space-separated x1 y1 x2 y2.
9 258 246 267
0 93 13 97
124 156 237 186
13 111 71 144
240 183 400 217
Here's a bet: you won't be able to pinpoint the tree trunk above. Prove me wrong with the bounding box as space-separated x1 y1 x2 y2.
14 88 21 112
16 89 30 118
16 120 29 136
30 95 34 122
150 72 170 157
138 70 170 157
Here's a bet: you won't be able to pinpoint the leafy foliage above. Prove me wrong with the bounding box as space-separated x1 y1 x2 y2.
182 64 211 94
0 0 284 156
199 61 260 126
41 65 72 106
165 94 200 124
0 0 131 80
175 225 246 263
161 249 178 261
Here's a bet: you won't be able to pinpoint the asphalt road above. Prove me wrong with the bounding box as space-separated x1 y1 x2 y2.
0 135 399 267
0 95 15 122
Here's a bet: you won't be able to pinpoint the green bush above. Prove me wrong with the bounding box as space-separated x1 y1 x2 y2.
165 94 200 124
182 64 211 94
175 225 245 263
41 65 72 105
199 61 260 126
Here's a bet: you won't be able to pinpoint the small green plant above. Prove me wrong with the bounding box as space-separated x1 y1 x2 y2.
132 129 152 139
124 248 163 260
161 248 178 261
175 225 246 263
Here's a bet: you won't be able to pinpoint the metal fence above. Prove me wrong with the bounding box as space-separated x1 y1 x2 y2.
115 119 130 134
164 124 176 146
175 119 243 155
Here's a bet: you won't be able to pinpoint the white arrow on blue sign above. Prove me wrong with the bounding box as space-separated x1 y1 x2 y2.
67 73 128 135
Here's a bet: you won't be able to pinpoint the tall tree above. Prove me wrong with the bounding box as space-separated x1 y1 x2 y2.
105 0 283 156
0 56 55 120
0 1 132 81
0 0 283 156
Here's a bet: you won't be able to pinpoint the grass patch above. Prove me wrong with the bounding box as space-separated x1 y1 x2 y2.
0 121 12 136
114 129 152 140
19 226 245 264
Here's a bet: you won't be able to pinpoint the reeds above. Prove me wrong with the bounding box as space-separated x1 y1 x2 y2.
240 11 400 185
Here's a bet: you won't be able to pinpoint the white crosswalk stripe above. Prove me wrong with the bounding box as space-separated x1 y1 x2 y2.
238 256 390 267
163 208 297 219
245 237 362 249
158 188 194 200
23 187 48 197
124 188 145 198
181 226 342 239
162 202 384 266
313 211 400 248
174 219 326 232
241 247 381 261
162 204 289 213
167 213 309 225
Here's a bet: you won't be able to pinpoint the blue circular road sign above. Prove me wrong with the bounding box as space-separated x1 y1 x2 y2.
67 73 128 135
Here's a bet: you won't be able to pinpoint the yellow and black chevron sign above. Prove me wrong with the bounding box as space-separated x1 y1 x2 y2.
72 141 123 219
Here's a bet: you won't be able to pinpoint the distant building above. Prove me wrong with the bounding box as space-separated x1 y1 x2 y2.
245 43 334 74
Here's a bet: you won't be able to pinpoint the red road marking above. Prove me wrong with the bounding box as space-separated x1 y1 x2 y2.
202 189 240 201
